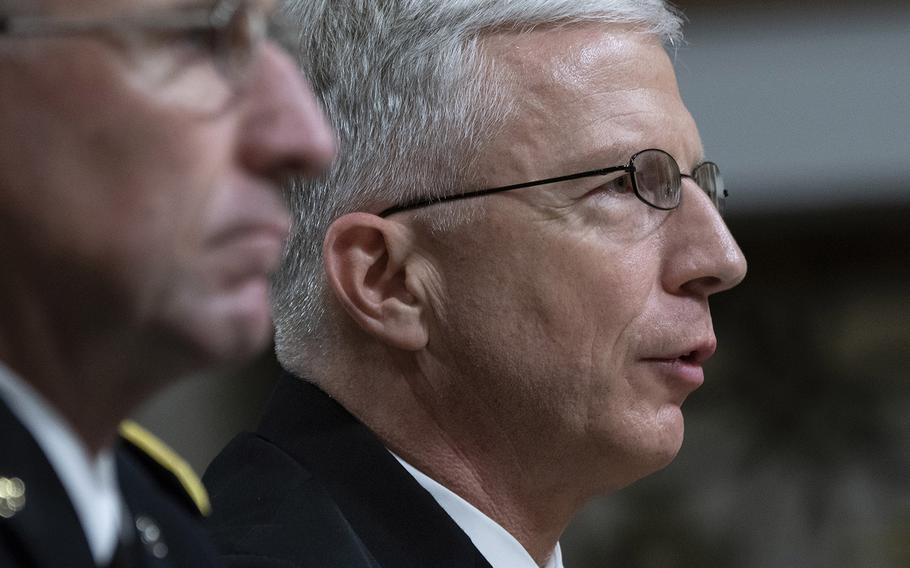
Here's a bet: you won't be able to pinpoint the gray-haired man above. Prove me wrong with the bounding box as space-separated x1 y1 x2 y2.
205 1 747 567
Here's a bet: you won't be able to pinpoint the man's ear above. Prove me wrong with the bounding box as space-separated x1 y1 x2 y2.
323 213 428 351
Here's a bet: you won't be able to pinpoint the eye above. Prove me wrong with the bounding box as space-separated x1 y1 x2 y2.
577 171 637 206
601 173 635 195
170 27 219 58
133 24 219 66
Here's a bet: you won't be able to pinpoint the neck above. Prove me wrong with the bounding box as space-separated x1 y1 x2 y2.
0 331 163 455
0 286 186 455
326 351 595 566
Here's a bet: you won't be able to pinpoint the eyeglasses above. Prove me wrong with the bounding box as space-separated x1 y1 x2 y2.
379 148 727 218
0 0 280 112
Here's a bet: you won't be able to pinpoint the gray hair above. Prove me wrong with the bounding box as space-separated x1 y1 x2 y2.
274 0 683 370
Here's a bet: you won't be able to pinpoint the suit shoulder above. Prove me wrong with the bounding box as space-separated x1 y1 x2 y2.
204 431 318 527
118 420 210 518
204 432 379 568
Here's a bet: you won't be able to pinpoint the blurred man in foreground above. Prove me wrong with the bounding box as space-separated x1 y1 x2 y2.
205 1 747 567
0 0 334 566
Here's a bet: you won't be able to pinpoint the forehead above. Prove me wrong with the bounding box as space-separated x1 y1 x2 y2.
481 24 703 180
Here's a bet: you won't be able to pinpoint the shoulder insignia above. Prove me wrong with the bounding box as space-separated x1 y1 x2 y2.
118 420 211 517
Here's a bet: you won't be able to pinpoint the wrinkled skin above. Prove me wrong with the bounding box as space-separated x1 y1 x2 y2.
398 25 747 561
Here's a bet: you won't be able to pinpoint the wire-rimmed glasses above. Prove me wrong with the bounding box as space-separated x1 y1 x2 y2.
379 148 727 218
0 0 280 113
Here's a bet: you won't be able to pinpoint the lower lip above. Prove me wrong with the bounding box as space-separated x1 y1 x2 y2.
216 232 288 281
644 358 705 390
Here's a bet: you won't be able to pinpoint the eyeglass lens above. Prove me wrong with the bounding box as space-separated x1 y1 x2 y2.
632 150 725 215
693 162 725 215
632 149 681 211
212 0 273 81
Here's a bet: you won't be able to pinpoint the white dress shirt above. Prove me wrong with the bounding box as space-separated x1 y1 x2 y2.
393 453 564 568
0 361 124 566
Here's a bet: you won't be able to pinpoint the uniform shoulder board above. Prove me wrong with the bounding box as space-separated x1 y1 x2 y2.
118 420 211 517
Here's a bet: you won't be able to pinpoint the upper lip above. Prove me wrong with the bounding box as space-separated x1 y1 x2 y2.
206 180 292 247
644 337 717 365
206 220 290 248
205 179 293 246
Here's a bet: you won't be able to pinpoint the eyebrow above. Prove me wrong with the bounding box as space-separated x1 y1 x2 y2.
148 1 216 17
168 0 216 9
122 0 215 20
568 143 637 173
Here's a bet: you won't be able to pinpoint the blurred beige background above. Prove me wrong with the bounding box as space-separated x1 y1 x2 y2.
134 1 910 566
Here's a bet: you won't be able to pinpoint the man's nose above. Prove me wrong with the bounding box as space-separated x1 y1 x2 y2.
236 42 336 180
663 182 748 297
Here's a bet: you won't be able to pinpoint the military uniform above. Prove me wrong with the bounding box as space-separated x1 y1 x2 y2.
0 398 219 568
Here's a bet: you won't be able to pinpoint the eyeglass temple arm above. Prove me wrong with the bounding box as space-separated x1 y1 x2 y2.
379 165 629 217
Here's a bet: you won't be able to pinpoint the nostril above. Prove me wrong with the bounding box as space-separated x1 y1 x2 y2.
681 275 723 296
270 157 329 186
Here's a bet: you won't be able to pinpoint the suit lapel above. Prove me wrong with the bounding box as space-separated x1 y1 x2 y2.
258 373 492 568
0 399 96 568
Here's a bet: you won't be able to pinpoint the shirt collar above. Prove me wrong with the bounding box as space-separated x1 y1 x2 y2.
0 361 124 565
393 452 564 568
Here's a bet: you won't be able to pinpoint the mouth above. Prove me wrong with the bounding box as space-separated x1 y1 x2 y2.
675 340 717 366
208 216 291 246
641 338 717 392
207 220 291 284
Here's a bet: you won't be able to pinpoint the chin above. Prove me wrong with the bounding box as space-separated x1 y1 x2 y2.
209 280 276 362
160 277 275 370
606 406 687 489
204 308 273 364
647 405 687 469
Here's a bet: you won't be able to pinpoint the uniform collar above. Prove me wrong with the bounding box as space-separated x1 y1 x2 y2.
392 453 564 568
0 361 123 565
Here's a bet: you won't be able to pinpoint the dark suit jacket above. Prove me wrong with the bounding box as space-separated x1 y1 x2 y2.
0 398 220 568
204 372 492 568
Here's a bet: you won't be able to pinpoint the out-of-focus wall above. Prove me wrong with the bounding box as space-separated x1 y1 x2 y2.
133 351 278 473
674 0 910 213
134 1 910 566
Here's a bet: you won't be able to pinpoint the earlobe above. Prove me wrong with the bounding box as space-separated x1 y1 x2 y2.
323 213 429 351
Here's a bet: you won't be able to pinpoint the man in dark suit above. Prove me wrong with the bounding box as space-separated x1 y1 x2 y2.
0 0 334 566
205 1 747 567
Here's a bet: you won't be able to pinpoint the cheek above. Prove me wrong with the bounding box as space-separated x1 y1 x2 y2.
70 122 234 313
531 234 660 365
545 237 668 421
96 125 227 256
7 49 234 258
440 227 658 410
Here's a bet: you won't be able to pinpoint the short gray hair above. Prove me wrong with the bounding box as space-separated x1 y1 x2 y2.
273 0 683 370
